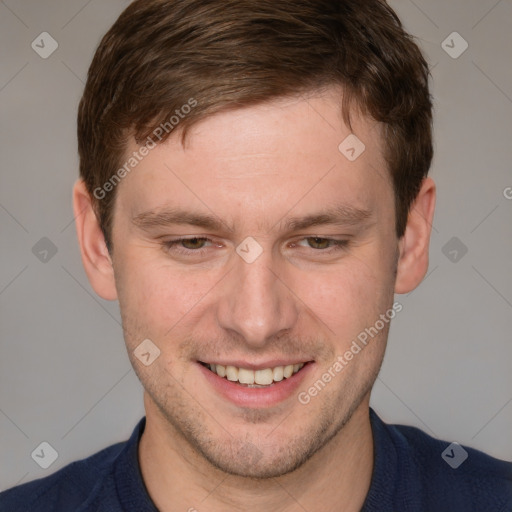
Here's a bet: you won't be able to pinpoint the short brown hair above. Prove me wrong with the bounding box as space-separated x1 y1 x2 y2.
78 0 433 251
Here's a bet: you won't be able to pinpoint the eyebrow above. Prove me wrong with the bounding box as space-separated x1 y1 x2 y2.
131 204 373 234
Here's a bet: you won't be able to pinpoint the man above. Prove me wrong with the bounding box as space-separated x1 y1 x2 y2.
1 0 511 510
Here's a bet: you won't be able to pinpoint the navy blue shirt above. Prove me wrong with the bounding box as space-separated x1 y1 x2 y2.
1 408 511 511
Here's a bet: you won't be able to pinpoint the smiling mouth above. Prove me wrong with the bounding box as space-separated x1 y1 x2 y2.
199 361 309 387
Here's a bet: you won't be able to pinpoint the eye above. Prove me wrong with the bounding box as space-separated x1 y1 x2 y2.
163 237 216 255
161 236 350 258
293 237 350 253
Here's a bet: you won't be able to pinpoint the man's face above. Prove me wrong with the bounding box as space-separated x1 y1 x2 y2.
110 88 399 478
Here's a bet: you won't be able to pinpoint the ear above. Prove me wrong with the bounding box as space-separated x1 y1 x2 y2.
72 179 118 300
394 177 436 294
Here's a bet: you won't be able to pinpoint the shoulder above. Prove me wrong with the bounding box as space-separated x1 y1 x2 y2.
0 438 127 512
376 411 512 511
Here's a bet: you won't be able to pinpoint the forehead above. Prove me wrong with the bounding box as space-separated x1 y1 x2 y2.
115 88 392 230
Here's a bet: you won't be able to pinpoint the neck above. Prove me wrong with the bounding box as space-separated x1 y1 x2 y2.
139 395 374 512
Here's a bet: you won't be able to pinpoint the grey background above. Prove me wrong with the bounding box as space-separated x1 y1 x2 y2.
1 0 511 491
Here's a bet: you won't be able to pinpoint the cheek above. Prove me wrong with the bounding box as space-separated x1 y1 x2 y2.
116 236 397 344
118 256 220 334
294 255 395 341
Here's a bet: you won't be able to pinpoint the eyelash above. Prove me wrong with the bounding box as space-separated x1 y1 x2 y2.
162 237 350 256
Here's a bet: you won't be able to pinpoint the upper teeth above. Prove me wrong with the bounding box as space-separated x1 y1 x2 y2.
207 363 305 385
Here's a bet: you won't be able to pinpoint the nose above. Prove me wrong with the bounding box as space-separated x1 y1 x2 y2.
216 246 299 349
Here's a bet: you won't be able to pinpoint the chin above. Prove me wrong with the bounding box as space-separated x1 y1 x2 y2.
197 441 315 480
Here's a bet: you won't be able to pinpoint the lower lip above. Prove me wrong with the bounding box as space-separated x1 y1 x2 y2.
197 362 314 408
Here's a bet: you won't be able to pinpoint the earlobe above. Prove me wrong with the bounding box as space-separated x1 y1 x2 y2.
72 179 118 301
394 177 436 294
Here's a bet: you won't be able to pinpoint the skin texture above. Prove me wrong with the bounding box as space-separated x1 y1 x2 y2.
73 87 436 512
